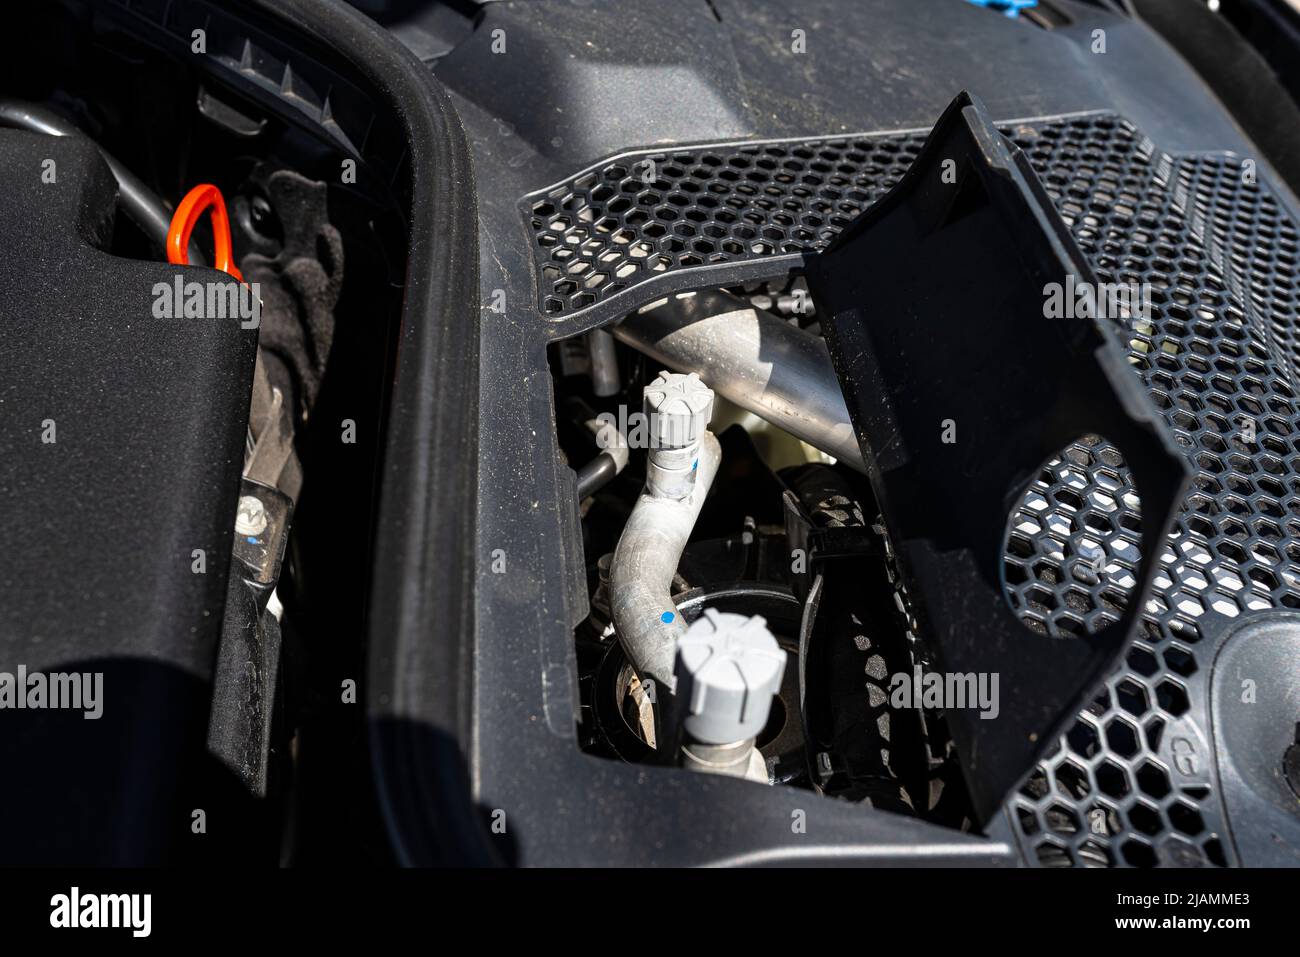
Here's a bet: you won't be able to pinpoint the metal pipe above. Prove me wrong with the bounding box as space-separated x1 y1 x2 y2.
613 289 865 472
575 452 619 499
609 431 722 709
574 409 629 499
587 328 621 397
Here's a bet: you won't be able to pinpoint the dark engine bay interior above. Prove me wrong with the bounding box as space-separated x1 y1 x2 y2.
1 0 1300 871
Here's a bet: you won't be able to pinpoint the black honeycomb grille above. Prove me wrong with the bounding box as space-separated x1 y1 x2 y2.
527 114 1300 866
1004 116 1300 868
525 131 927 316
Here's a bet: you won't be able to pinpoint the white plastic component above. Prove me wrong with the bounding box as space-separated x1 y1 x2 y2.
643 370 714 499
644 370 714 450
674 609 786 745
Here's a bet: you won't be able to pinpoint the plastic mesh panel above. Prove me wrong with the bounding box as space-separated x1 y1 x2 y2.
525 132 926 316
1004 116 1300 868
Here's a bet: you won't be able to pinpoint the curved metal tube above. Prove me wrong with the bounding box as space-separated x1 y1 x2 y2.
609 431 721 706
574 410 629 499
613 289 865 472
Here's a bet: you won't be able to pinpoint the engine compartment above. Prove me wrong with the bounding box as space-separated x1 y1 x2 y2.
1 0 1299 873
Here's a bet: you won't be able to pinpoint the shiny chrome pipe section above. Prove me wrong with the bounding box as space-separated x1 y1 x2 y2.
613 289 865 472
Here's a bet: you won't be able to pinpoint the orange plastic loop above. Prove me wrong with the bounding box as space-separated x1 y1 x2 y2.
166 183 243 282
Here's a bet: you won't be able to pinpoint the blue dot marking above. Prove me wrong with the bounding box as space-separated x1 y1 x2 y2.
660 611 675 624
246 536 259 544
964 0 1036 17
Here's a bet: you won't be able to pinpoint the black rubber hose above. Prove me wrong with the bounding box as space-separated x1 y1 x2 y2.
0 98 206 264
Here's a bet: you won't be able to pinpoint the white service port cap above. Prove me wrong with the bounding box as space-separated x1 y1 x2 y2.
644 370 714 449
674 608 786 745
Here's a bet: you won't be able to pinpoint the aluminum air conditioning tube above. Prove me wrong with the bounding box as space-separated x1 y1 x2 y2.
608 371 721 744
613 289 865 473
